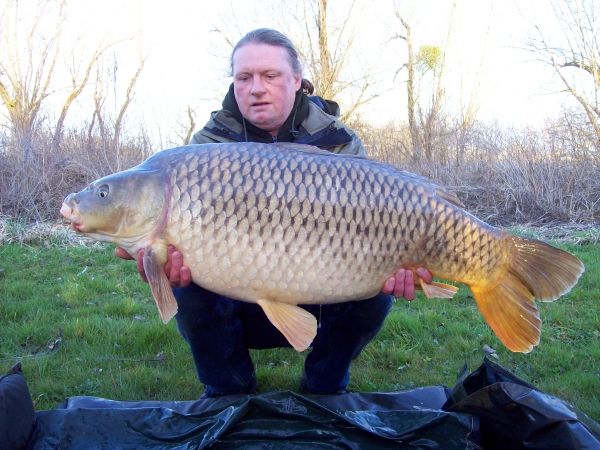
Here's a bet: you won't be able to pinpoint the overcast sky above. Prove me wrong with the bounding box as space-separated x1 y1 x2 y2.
22 0 582 144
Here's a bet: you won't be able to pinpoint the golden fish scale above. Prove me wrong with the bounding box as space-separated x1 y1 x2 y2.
162 144 508 304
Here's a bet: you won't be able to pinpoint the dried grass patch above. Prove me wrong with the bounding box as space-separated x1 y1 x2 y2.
0 216 104 248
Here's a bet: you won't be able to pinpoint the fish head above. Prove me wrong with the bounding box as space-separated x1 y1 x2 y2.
60 169 170 254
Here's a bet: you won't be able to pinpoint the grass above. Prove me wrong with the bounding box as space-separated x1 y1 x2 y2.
0 226 598 423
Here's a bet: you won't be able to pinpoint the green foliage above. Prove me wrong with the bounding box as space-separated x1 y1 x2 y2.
0 240 598 422
415 44 443 74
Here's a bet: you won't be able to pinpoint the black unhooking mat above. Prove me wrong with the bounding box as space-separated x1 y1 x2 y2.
2 358 599 449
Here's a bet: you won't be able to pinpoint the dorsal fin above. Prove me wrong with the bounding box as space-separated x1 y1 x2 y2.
435 188 465 208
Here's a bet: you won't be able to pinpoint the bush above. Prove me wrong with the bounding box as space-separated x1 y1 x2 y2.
1 108 598 227
0 123 153 221
355 110 600 226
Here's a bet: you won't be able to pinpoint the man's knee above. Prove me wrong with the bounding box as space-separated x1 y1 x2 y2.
173 283 234 331
346 294 393 333
174 283 214 311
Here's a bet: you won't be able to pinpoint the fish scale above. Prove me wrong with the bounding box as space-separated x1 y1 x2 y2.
61 142 584 353
161 145 503 303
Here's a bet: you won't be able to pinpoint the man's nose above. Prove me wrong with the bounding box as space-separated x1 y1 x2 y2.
251 77 266 95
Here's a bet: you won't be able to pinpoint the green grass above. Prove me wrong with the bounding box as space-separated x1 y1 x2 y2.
0 236 598 422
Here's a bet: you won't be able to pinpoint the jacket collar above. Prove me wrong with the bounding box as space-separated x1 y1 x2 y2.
206 101 353 148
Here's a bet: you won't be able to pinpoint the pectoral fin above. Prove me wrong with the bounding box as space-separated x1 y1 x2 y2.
420 279 459 299
143 246 178 323
257 299 317 352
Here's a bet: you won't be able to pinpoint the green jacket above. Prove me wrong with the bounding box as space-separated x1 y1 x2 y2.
190 101 367 157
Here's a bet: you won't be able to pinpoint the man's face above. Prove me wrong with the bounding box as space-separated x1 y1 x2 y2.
232 43 302 136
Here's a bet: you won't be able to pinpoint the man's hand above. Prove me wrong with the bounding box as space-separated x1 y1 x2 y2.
114 245 192 288
382 267 433 301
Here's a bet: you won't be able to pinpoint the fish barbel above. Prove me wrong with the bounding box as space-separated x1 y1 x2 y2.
60 143 584 353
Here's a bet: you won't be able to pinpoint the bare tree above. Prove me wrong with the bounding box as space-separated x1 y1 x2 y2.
454 11 492 167
112 50 147 158
300 0 353 104
0 0 65 162
208 0 388 122
84 46 149 173
292 0 388 121
0 0 120 156
171 105 197 146
391 0 458 162
524 0 600 145
52 39 119 149
390 8 418 155
421 0 456 164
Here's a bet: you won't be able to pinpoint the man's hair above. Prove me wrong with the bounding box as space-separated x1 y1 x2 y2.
230 28 303 78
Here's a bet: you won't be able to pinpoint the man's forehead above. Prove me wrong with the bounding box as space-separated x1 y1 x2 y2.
232 43 293 73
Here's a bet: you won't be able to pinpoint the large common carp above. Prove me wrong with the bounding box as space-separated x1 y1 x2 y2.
60 143 584 353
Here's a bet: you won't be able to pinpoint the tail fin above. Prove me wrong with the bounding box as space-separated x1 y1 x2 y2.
470 235 584 353
508 235 585 302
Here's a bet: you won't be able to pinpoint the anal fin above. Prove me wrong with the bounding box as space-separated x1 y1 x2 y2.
257 299 317 352
420 279 459 299
143 246 178 324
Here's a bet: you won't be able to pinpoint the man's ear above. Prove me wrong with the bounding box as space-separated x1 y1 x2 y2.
294 75 302 91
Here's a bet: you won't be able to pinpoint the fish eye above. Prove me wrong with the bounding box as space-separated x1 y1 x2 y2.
98 185 109 198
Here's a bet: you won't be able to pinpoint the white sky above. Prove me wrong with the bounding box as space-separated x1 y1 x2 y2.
15 0 583 145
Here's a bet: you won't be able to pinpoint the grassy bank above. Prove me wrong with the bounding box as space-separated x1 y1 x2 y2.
0 229 598 421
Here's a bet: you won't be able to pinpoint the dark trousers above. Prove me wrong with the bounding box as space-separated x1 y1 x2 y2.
173 283 392 396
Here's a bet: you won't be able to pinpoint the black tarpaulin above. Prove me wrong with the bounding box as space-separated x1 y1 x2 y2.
444 358 600 449
31 388 476 449
2 358 599 449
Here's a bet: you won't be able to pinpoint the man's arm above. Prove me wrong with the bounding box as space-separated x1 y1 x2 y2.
334 133 368 157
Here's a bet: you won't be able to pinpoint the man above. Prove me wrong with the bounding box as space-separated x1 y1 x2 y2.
117 28 432 396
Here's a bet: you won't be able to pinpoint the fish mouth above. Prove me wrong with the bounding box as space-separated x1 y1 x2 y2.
60 202 83 232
